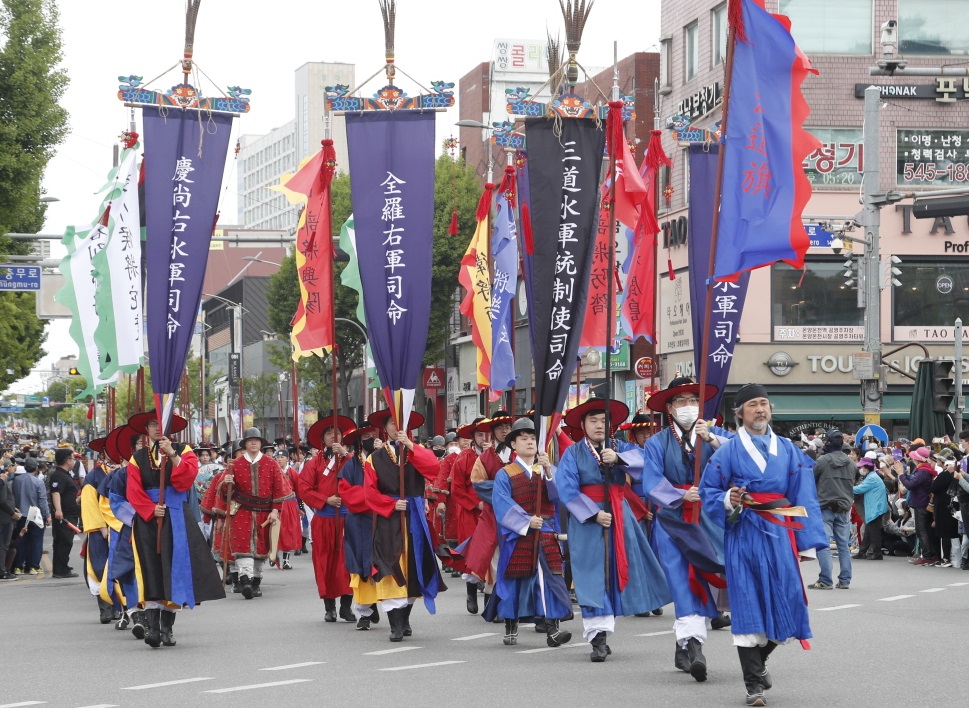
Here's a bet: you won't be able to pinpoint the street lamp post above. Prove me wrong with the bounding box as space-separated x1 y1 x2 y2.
203 293 248 440
335 317 369 420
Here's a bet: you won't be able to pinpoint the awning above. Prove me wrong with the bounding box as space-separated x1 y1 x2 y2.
768 393 910 421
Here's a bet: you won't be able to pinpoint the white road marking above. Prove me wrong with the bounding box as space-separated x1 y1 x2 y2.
450 633 499 641
204 679 313 694
74 705 120 707
259 662 325 671
636 630 675 637
364 646 423 655
516 647 559 654
877 595 914 602
380 661 466 671
122 678 213 690
816 604 861 611
920 588 946 593
947 582 969 587
0 703 46 707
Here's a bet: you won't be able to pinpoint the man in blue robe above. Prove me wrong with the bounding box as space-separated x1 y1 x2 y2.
556 398 671 662
699 384 826 707
642 376 731 681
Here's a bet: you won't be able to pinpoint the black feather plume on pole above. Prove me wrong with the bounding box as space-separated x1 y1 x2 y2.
559 0 594 87
379 0 396 59
547 32 564 96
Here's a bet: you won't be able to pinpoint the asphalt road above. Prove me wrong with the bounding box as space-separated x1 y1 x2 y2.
3 539 967 708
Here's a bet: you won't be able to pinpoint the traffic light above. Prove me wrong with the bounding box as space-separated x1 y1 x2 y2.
68 367 80 376
913 195 969 219
931 360 955 413
842 256 857 289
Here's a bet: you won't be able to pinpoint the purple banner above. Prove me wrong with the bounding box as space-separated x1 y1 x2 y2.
143 107 233 431
490 173 518 393
688 145 750 420
526 118 605 419
345 111 435 396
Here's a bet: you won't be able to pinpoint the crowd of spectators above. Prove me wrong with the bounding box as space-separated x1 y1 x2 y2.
800 428 969 591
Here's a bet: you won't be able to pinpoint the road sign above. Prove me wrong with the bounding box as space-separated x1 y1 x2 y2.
634 357 655 379
804 224 835 248
41 396 50 408
0 265 41 291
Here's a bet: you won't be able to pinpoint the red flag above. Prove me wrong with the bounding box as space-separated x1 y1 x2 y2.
457 183 496 391
86 401 95 420
578 206 613 348
285 141 337 357
621 130 671 344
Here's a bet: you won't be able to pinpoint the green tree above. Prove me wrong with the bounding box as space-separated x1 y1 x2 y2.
0 0 70 391
242 371 279 426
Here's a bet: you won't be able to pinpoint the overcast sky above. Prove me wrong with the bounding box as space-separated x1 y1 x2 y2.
9 0 661 395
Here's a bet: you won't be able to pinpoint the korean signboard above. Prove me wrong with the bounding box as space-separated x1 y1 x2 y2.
897 129 969 187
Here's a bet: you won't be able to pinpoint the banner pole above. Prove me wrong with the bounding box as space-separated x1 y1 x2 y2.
691 17 739 511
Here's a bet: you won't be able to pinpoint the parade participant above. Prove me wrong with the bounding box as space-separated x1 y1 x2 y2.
274 449 302 569
126 412 225 648
642 377 730 682
449 416 488 612
79 438 120 623
362 408 446 642
556 398 672 663
298 415 356 622
429 431 460 576
623 413 656 449
214 428 294 600
337 422 381 629
699 384 826 707
487 418 572 648
462 411 514 607
100 427 147 634
200 463 239 593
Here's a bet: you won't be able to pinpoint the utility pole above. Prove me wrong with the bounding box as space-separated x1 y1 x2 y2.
956 318 964 432
858 85 883 424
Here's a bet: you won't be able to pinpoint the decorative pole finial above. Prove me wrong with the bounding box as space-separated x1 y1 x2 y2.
379 0 397 84
559 0 594 89
182 1 203 77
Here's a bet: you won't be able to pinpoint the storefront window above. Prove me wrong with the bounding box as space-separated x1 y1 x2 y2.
899 0 969 55
772 260 864 342
780 0 872 54
893 260 969 340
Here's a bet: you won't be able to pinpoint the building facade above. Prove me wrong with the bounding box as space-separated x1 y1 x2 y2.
237 62 355 231
657 0 969 437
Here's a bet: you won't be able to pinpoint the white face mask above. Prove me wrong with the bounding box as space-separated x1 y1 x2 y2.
446 445 460 455
935 464 943 474
674 406 699 429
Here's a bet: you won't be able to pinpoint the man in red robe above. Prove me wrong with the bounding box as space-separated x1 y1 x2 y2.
298 415 356 622
215 428 293 599
449 416 488 612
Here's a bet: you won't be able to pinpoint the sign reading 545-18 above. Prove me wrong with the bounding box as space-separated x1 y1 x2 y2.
0 265 41 291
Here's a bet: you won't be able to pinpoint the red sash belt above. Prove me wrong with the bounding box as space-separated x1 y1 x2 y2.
744 492 811 650
580 484 629 591
673 485 726 603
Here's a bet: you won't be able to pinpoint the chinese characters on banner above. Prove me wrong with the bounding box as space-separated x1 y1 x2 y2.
525 117 605 429
689 145 750 420
143 107 234 432
345 111 435 415
458 184 495 391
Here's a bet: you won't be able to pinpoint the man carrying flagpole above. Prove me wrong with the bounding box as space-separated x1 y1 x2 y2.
700 384 826 706
125 412 224 648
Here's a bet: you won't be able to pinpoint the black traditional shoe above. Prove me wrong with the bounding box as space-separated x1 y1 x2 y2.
115 611 130 631
545 619 571 647
503 619 519 646
159 611 176 646
534 618 548 633
356 616 371 630
759 642 776 690
651 607 664 616
144 609 162 648
251 577 262 598
590 631 609 662
339 602 355 623
369 604 380 625
324 610 337 622
466 582 479 614
674 643 691 672
402 603 413 636
98 599 113 624
450 569 461 577
130 610 146 639
711 611 732 630
686 637 707 682
388 608 404 642
225 570 236 587
239 575 254 600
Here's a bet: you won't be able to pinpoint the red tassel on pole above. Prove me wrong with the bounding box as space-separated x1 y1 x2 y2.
448 208 459 235
476 183 496 223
